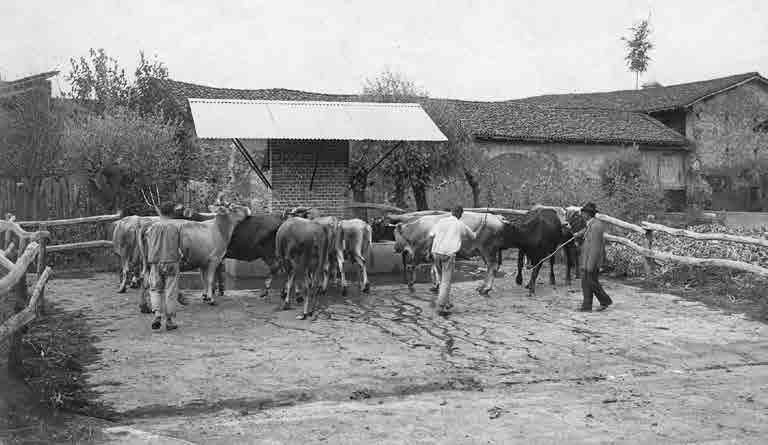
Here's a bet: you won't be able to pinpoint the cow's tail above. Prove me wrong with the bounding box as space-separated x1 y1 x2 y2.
137 224 149 279
359 223 372 265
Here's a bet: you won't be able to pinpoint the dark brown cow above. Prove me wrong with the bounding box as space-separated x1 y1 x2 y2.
213 212 284 299
499 207 574 296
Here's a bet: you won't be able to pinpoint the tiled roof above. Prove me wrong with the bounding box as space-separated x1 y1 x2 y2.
152 78 357 113
160 74 768 146
508 72 766 112
436 99 688 147
0 70 58 99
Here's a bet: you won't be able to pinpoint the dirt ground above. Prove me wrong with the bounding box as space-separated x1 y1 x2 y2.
11 263 768 444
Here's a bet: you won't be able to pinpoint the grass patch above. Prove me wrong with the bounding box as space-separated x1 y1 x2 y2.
17 301 119 421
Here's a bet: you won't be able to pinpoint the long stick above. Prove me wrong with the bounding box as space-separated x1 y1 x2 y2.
525 236 576 271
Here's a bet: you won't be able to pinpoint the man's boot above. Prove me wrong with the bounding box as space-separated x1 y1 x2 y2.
151 316 162 330
166 317 178 331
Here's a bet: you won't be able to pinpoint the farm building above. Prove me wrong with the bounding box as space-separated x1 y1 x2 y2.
501 72 768 210
150 71 768 212
184 97 446 218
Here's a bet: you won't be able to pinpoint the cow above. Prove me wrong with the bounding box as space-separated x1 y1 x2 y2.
275 217 331 320
393 214 448 290
136 201 251 308
112 215 148 293
394 211 506 295
286 208 372 296
371 217 395 242
564 206 587 282
338 218 373 294
499 207 575 296
113 204 215 294
211 212 284 300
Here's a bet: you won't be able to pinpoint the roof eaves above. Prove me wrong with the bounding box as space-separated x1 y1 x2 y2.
473 133 689 148
7 70 60 86
683 74 768 108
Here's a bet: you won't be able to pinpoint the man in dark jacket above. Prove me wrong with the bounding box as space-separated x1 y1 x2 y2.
573 202 612 312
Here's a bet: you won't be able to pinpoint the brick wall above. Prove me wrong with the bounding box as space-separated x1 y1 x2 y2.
270 140 350 218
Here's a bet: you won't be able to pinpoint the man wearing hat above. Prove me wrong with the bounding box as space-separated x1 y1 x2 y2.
573 202 612 312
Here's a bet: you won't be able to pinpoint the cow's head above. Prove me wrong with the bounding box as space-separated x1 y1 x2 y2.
209 202 252 226
392 223 412 256
499 220 524 248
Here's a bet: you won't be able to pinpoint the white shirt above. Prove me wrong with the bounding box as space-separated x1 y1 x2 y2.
429 215 476 256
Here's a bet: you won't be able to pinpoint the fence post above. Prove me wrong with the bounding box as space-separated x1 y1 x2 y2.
643 229 655 280
36 224 48 315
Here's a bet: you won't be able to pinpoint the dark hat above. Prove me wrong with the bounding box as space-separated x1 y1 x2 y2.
581 202 598 216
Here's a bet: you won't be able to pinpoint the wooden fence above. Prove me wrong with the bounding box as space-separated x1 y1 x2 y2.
0 217 52 349
461 206 768 279
0 210 123 367
0 175 96 221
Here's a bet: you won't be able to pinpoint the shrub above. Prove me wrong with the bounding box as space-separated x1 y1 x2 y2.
597 150 668 221
61 106 186 213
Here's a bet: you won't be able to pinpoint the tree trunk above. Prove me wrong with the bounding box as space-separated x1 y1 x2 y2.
352 186 367 220
464 170 481 207
411 183 429 210
392 176 408 210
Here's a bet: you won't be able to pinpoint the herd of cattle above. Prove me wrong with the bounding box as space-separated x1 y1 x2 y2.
111 200 588 320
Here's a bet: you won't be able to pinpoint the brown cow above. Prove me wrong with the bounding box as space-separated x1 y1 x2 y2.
275 216 331 320
137 201 251 307
394 211 506 294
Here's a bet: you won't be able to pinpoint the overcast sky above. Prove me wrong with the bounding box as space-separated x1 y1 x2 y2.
2 0 767 100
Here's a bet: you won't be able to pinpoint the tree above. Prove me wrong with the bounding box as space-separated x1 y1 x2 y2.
356 69 463 210
65 48 169 116
622 18 654 90
61 106 186 213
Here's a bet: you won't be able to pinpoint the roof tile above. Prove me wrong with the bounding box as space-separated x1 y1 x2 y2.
508 72 766 112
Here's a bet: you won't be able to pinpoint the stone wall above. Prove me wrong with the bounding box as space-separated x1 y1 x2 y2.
685 80 768 169
270 140 350 218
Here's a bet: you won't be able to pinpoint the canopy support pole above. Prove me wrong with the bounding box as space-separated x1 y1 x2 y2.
309 152 319 191
232 138 272 190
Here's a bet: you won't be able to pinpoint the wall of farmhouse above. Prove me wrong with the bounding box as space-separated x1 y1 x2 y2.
685 80 768 170
426 140 688 210
685 80 768 210
479 140 625 179
270 140 350 218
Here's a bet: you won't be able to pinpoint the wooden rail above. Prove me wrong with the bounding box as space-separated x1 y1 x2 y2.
464 205 767 279
639 221 768 248
15 212 122 228
46 239 114 253
347 202 407 213
605 234 768 278
0 266 52 343
0 242 40 295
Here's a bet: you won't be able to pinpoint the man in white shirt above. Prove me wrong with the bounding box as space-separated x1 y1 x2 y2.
428 206 482 316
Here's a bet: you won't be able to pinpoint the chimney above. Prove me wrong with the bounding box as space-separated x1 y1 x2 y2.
642 80 664 89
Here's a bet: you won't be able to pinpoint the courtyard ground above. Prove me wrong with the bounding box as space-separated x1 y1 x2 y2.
8 263 768 444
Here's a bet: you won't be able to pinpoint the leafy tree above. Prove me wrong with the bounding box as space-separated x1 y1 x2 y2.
65 48 169 116
61 106 185 213
622 19 654 89
356 69 462 210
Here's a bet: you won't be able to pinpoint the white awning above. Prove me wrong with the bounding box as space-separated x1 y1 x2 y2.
188 99 447 142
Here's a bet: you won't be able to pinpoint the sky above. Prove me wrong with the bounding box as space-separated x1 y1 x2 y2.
2 0 767 101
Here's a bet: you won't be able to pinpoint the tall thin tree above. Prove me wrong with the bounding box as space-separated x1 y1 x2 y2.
622 19 654 89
